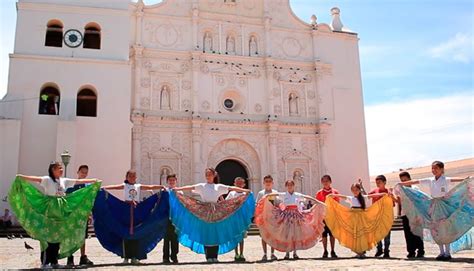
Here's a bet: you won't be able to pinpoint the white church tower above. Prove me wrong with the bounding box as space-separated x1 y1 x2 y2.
0 0 132 198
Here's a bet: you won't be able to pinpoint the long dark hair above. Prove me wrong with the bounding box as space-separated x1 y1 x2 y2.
48 161 62 182
205 167 219 184
351 183 366 209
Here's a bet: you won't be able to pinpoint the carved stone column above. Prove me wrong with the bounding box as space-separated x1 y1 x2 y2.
191 119 203 183
268 122 279 183
131 114 144 174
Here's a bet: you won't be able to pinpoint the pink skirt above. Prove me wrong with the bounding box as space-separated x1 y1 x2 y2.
255 199 325 252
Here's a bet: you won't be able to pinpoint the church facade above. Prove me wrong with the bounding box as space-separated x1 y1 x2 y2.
0 0 369 202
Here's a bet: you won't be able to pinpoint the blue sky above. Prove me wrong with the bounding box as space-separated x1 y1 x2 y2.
0 0 472 175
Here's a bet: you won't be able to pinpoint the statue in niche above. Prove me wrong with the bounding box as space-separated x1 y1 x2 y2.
226 36 235 54
249 36 258 56
160 85 171 110
289 93 299 115
203 32 213 52
293 170 303 191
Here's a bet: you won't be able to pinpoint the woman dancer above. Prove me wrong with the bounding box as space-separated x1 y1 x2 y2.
171 168 254 263
255 179 326 260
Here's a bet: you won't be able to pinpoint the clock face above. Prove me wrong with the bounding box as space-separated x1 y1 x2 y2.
64 29 83 48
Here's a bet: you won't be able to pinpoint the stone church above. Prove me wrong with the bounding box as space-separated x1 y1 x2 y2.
0 0 369 201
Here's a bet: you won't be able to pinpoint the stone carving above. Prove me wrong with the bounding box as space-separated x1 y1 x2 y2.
155 24 179 47
254 104 262 113
249 36 258 56
307 90 316 99
182 99 191 109
273 88 280 97
141 78 150 88
238 78 246 87
140 97 150 108
143 60 152 69
200 63 210 73
226 36 236 54
274 105 282 115
202 101 211 110
182 80 192 90
216 75 225 86
160 85 171 110
203 32 213 52
308 106 317 115
289 93 299 115
282 37 302 58
181 62 190 72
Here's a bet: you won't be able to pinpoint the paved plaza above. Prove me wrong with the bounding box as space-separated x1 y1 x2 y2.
0 231 472 270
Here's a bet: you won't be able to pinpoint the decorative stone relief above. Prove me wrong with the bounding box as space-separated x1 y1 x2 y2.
282 37 302 58
307 90 316 99
182 99 191 109
202 101 211 110
141 78 150 88
238 78 247 87
140 97 150 108
254 104 262 113
200 63 210 73
143 60 152 69
182 80 192 90
216 75 225 86
308 106 317 115
274 105 282 115
273 88 280 97
155 24 179 47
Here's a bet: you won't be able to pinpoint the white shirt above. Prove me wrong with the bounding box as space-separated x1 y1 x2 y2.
40 176 76 196
193 183 230 203
279 191 304 206
225 190 245 200
124 183 141 201
348 195 369 208
420 176 450 198
256 189 277 203
394 184 420 216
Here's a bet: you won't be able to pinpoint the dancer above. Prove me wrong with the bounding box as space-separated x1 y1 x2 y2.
325 182 394 258
66 165 94 267
255 175 278 261
94 169 168 264
397 161 472 261
225 177 249 262
163 174 180 264
315 175 339 258
171 168 254 263
395 171 425 258
255 179 326 260
11 162 101 268
369 175 394 258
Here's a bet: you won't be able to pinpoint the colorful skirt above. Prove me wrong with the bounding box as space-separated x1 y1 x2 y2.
92 190 169 260
169 191 255 255
325 195 394 254
398 179 473 246
255 199 325 252
8 177 101 258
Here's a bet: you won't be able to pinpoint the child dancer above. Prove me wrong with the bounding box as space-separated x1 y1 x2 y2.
96 170 167 265
369 175 394 258
325 182 394 258
255 175 278 261
171 168 254 263
397 161 472 261
256 179 326 260
225 177 248 262
163 174 180 264
11 162 100 268
315 175 339 258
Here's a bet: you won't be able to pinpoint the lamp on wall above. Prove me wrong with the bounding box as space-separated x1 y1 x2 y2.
60 150 71 178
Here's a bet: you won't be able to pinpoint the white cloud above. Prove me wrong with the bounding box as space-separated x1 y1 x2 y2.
429 33 473 63
365 93 474 175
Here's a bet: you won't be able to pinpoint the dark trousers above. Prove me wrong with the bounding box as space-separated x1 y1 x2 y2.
40 243 60 265
402 215 424 254
163 220 179 261
376 231 391 253
204 245 219 259
123 239 144 259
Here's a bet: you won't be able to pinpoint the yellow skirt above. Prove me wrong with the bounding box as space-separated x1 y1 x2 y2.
325 195 394 254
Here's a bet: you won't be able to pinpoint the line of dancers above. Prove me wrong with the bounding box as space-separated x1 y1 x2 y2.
9 160 473 268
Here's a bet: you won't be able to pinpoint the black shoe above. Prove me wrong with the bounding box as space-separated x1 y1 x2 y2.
171 257 179 263
79 255 93 266
163 258 171 264
435 254 445 261
331 251 338 258
383 252 390 258
444 255 452 261
374 250 383 257
416 251 425 258
67 256 74 267
407 252 416 258
322 251 328 258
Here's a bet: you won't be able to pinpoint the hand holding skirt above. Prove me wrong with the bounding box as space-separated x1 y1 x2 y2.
255 198 326 252
169 191 255 255
398 179 473 246
325 195 394 254
8 177 101 258
92 190 169 259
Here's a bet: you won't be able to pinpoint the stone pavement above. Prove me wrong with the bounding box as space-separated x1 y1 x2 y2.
1 231 472 270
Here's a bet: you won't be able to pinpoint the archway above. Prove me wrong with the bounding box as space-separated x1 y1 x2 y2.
216 159 249 188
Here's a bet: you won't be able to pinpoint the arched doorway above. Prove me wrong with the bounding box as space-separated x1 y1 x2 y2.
215 159 249 188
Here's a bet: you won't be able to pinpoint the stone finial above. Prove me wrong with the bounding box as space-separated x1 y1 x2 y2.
310 14 317 26
330 7 343 31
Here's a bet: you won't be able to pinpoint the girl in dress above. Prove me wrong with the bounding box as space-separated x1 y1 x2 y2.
171 168 254 263
255 179 326 260
11 162 101 268
325 182 394 258
396 161 473 261
94 169 167 265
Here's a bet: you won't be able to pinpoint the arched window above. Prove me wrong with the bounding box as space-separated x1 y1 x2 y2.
83 23 101 49
39 85 60 115
76 88 97 117
45 20 63 47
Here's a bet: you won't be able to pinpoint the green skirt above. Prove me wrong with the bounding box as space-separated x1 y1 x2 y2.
8 177 101 258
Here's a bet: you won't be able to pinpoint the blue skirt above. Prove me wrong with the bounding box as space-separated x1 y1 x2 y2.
92 190 169 259
169 191 255 255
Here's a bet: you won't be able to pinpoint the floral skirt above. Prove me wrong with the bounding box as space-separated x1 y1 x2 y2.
325 195 394 254
255 199 325 252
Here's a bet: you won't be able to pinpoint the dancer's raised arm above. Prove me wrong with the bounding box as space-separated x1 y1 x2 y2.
16 174 42 183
